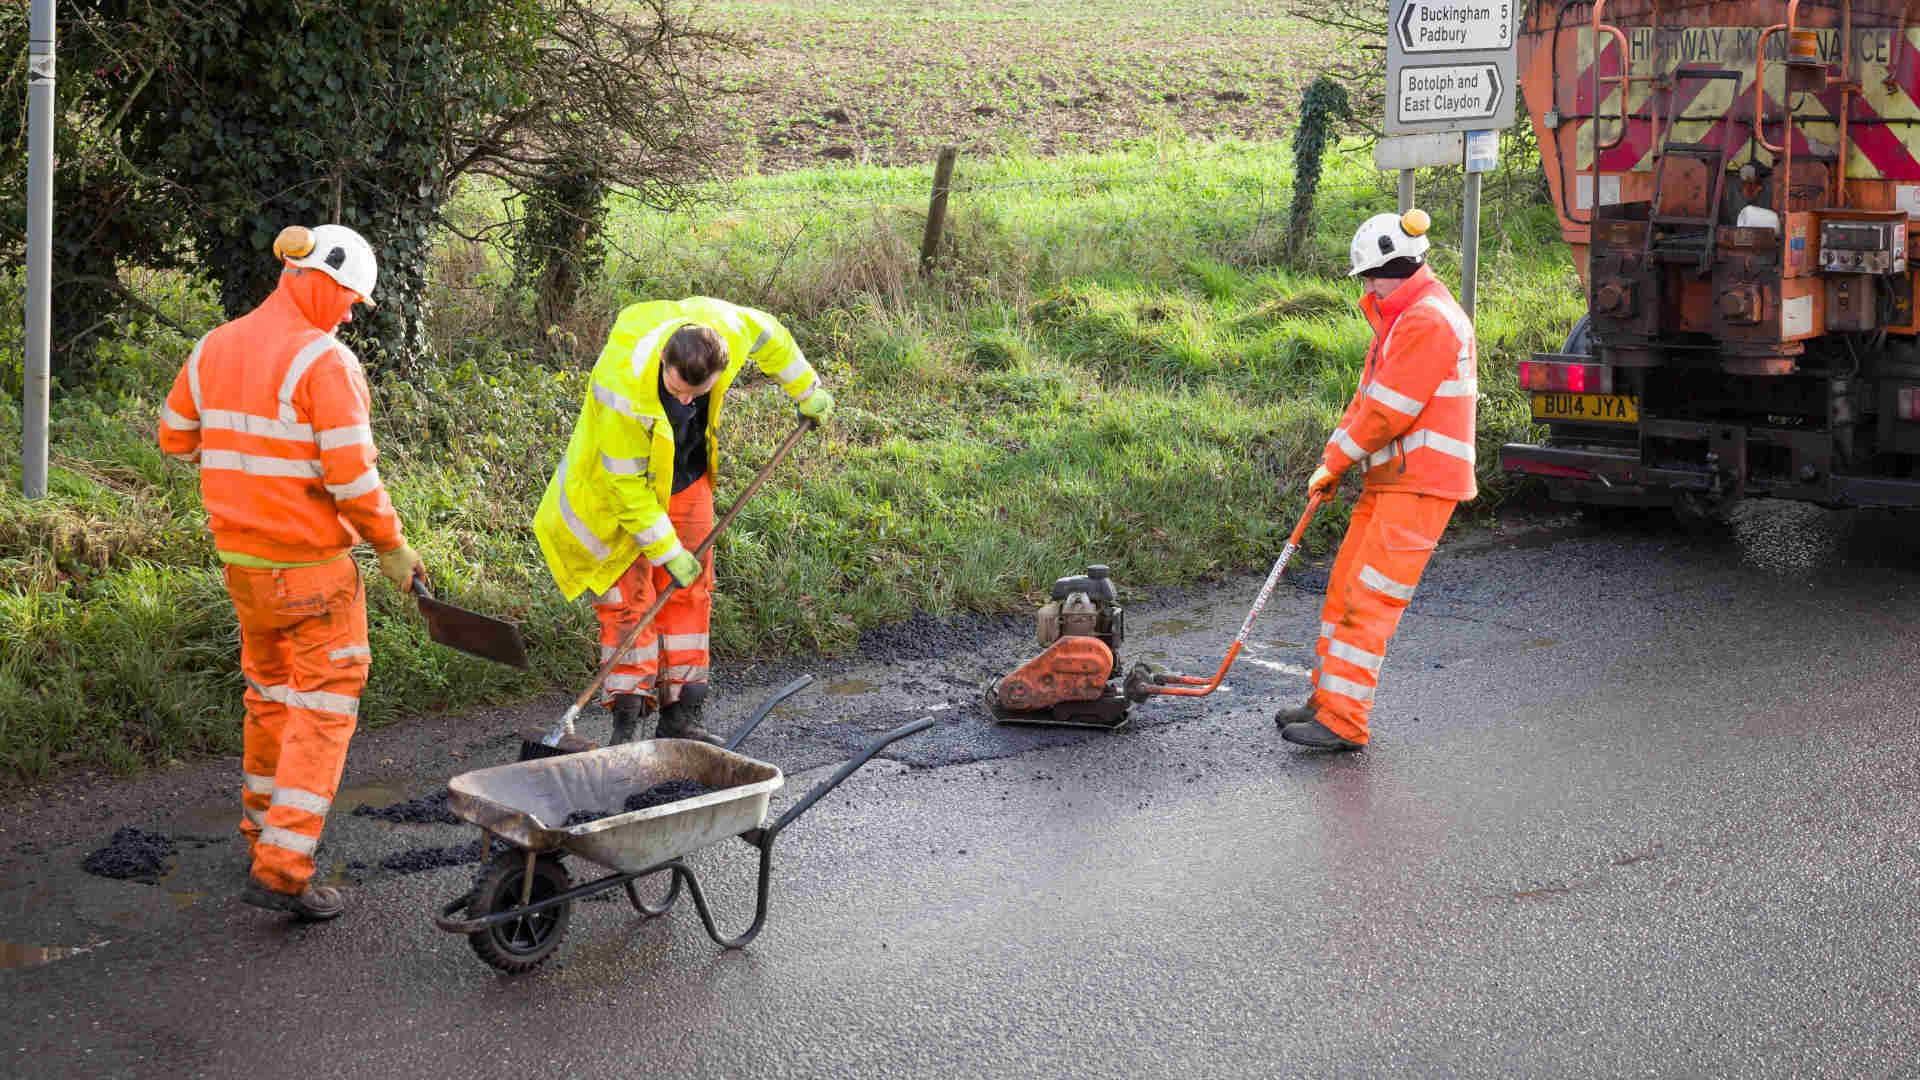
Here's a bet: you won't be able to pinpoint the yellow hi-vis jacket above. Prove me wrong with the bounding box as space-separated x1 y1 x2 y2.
535 297 824 600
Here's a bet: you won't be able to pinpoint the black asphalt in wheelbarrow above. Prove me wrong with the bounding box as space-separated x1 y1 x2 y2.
430 675 934 973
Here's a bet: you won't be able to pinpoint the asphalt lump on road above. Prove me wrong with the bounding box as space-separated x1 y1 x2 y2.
80 827 177 883
351 791 460 825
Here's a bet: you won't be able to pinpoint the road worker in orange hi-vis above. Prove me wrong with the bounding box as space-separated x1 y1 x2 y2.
1276 209 1477 752
157 224 422 920
534 299 833 746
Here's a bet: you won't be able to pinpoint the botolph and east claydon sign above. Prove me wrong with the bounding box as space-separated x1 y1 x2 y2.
1386 0 1517 134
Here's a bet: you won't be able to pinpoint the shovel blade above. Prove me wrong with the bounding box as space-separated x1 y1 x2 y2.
416 592 531 669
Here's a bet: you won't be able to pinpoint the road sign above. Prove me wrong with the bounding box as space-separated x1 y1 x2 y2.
1386 0 1516 136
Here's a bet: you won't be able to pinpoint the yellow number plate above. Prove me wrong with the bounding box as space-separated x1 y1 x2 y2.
1531 393 1639 424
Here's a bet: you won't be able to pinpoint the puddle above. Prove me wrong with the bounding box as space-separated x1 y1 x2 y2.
0 940 104 971
823 679 877 697
336 783 410 810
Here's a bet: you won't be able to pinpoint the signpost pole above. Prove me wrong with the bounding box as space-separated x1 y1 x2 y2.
1398 170 1415 214
23 0 55 499
1461 170 1482 319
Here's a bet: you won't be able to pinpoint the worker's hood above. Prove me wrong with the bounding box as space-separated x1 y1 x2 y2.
279 266 360 332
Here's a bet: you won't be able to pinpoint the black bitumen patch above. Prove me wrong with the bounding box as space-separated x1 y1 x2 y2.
854 611 1029 665
80 827 177 884
350 792 460 826
379 840 484 875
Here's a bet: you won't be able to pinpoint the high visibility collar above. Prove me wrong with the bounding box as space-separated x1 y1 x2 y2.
276 267 358 331
1358 264 1442 330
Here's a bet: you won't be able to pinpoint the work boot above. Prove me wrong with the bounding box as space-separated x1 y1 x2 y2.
1272 696 1317 730
656 685 724 746
609 693 655 745
1279 718 1365 752
240 880 348 921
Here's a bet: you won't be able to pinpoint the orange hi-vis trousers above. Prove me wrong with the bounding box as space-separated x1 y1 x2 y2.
590 475 714 709
1310 489 1456 745
226 557 369 894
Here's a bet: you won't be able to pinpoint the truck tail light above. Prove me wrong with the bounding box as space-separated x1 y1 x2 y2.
1519 359 1614 394
1900 387 1920 421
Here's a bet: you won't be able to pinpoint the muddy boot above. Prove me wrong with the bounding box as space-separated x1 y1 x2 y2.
241 880 349 921
1279 718 1364 752
609 693 655 745
656 684 724 746
1273 696 1317 730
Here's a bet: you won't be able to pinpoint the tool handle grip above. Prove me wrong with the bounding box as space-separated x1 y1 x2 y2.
565 420 816 715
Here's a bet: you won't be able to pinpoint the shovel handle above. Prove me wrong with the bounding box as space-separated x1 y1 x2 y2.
563 419 817 719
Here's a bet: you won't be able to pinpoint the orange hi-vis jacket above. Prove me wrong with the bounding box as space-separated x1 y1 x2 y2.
1322 266 1479 502
156 278 404 563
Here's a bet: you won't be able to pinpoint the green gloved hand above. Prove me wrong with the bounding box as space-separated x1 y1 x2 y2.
664 550 702 589
377 543 424 592
796 387 834 424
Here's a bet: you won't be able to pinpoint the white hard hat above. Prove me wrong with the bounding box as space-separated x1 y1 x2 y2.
277 224 379 305
1348 209 1432 277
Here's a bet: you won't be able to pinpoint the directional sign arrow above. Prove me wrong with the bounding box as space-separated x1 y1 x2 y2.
1398 2 1416 50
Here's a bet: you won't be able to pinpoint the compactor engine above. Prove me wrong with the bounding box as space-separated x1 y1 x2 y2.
986 565 1132 730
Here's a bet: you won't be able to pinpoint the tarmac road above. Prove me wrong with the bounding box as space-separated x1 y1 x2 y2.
6 501 1920 1077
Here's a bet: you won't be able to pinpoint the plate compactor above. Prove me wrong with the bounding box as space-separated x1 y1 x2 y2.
987 565 1142 730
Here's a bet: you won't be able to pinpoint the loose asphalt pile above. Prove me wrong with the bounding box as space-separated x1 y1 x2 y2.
561 779 713 827
379 840 485 875
350 791 460 825
80 827 177 883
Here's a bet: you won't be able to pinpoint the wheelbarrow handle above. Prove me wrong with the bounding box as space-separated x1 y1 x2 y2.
724 674 817 753
767 715 935 837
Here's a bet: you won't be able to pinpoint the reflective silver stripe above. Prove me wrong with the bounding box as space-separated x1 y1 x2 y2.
170 450 202 464
1366 381 1423 416
201 409 315 442
246 678 360 719
186 335 208 410
161 404 199 431
556 459 612 560
604 673 648 693
659 632 710 653
591 381 644 422
633 516 676 548
1418 296 1476 348
271 786 332 816
317 424 373 450
648 541 689 568
662 664 708 683
278 335 340 422
329 646 371 663
200 449 324 479
1359 564 1417 602
258 825 319 856
750 330 771 354
1319 621 1334 642
775 358 810 385
1330 428 1366 463
326 467 383 501
1364 428 1475 469
1318 673 1376 702
243 771 276 795
242 806 267 827
599 452 646 476
628 323 678 379
1326 638 1385 674
793 383 818 405
590 585 624 605
599 643 660 665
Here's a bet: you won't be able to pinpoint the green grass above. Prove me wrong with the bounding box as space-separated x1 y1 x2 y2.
0 135 1583 782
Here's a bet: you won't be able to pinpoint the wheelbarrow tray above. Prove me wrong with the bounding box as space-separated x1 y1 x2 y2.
447 739 784 872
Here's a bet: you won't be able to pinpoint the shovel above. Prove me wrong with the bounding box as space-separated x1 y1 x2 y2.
410 575 531 670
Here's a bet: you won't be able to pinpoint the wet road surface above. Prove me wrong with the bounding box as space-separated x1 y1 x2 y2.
6 502 1920 1076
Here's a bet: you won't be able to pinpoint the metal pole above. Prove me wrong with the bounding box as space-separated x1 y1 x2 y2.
23 0 55 499
1461 170 1482 319
1398 169 1416 214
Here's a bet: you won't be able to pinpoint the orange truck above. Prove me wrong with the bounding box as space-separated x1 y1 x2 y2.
1502 0 1920 516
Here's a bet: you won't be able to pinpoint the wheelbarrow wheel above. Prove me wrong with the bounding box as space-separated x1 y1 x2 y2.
466 852 572 974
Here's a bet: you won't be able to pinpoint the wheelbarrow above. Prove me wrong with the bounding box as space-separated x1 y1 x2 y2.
431 675 934 973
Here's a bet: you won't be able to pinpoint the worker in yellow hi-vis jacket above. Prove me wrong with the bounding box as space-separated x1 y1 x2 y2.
534 298 833 745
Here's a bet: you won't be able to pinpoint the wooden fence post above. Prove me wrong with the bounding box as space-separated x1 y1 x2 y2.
920 146 958 274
